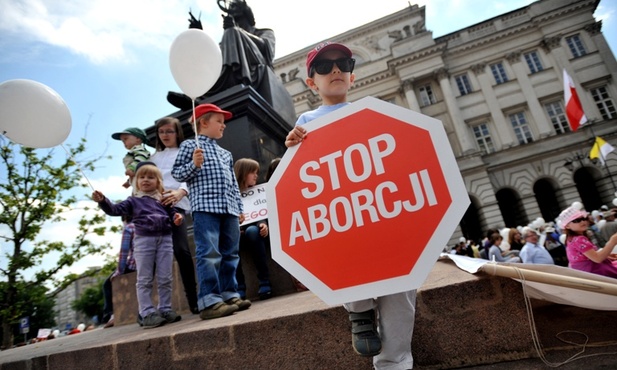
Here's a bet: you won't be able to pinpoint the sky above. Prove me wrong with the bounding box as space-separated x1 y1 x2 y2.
1 0 616 280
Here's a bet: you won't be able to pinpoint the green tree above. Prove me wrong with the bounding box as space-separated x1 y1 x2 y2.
71 260 115 324
72 280 105 323
2 282 57 345
0 138 117 349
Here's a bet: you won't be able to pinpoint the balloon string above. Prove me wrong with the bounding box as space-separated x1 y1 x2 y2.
61 144 95 191
192 99 199 150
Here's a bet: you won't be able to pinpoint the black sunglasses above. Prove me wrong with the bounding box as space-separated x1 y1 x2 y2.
571 217 588 224
311 58 356 76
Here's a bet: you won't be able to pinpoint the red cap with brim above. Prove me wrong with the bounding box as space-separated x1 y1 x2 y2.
306 42 352 75
190 103 233 122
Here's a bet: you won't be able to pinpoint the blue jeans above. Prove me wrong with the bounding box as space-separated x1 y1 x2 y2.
193 212 241 309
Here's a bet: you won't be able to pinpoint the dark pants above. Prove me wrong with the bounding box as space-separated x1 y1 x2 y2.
173 209 198 310
236 224 271 292
102 273 114 323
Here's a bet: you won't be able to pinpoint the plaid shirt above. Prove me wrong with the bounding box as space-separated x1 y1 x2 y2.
111 223 136 278
172 135 243 216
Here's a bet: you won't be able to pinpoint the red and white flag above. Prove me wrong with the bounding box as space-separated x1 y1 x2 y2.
563 69 587 131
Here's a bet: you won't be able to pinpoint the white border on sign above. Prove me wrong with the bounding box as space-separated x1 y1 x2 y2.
267 96 470 306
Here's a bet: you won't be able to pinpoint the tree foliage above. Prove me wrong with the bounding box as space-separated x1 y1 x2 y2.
71 258 116 324
0 138 117 349
72 280 105 323
0 282 56 345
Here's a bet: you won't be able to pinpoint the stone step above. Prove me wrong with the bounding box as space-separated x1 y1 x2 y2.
2 259 616 369
112 246 301 326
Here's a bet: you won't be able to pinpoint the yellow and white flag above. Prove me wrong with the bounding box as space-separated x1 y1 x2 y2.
589 136 615 165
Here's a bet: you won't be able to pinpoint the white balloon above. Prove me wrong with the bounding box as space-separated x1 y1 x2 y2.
571 201 583 210
0 79 71 148
597 219 606 230
169 29 222 100
559 234 566 244
613 198 617 207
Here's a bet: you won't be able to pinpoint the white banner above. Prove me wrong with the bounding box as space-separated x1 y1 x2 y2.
240 183 268 226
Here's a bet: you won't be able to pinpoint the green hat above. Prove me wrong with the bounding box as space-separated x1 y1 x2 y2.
111 127 147 143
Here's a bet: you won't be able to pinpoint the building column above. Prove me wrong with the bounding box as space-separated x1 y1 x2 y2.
434 68 475 154
400 78 420 112
505 51 553 138
470 62 515 149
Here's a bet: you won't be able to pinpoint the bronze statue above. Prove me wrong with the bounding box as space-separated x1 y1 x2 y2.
167 0 276 110
214 0 275 87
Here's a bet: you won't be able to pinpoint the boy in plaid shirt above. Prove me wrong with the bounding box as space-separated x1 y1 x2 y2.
172 103 250 320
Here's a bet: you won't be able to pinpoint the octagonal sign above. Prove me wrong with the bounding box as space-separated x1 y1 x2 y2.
267 96 469 305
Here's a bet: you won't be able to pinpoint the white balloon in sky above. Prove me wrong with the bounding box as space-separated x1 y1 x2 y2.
0 79 71 148
169 29 223 100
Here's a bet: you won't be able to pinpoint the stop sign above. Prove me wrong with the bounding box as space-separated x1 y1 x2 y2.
267 96 469 305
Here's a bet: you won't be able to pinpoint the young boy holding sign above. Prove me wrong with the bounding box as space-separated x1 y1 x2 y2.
285 42 417 370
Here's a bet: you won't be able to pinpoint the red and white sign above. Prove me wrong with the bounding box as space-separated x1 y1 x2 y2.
267 97 469 305
240 183 268 226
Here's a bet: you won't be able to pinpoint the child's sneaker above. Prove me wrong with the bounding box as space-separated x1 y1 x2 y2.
161 310 181 324
258 282 272 300
199 301 239 320
349 309 382 357
141 312 166 329
225 297 251 311
104 314 115 328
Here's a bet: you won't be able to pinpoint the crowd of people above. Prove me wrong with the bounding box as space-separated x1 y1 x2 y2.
450 203 617 279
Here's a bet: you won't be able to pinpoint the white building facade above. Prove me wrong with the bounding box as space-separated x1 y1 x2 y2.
272 0 617 245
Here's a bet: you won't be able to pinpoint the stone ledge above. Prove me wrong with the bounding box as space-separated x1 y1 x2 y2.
2 260 617 369
112 247 299 326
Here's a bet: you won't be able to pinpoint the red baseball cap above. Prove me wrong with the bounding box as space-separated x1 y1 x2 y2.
190 103 233 122
306 41 352 75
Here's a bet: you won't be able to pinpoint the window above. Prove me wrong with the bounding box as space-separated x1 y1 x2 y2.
524 51 543 74
590 86 617 120
566 34 586 58
509 112 533 144
472 124 495 154
544 101 570 133
418 85 437 106
455 74 473 95
490 62 508 84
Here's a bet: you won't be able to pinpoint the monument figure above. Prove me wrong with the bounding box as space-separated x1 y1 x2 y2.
167 0 291 121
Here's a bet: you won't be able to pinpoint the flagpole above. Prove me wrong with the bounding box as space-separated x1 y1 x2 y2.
588 125 617 193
